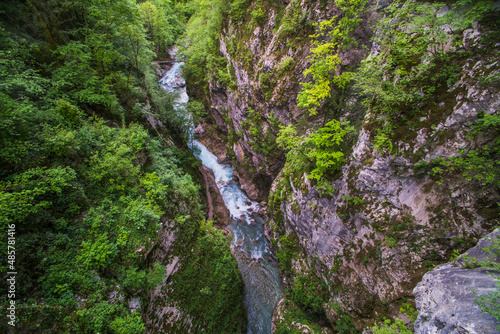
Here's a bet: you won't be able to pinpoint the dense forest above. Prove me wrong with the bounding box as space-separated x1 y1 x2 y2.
0 0 246 332
1 0 500 333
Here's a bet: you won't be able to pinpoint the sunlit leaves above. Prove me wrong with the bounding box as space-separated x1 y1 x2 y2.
110 312 146 334
298 0 368 114
305 120 347 181
276 124 301 151
139 0 184 53
277 120 349 191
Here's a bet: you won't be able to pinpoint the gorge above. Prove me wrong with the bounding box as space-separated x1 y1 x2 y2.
161 54 283 333
0 0 499 333
180 0 500 332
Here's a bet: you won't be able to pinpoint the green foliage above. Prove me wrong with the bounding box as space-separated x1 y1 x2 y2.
0 1 246 332
423 114 500 187
251 3 265 25
449 249 461 261
355 0 459 119
276 233 299 275
276 124 302 151
373 132 394 154
370 302 415 333
289 273 328 314
110 313 146 334
276 119 352 194
138 0 185 57
180 0 231 98
477 280 500 328
240 107 281 161
354 0 497 150
274 301 325 334
371 318 412 334
277 0 310 41
386 236 397 249
330 301 359 334
77 233 117 271
306 119 347 182
342 195 364 205
278 56 294 73
169 219 247 332
76 301 127 333
230 0 251 22
449 0 496 30
298 0 368 114
188 99 208 123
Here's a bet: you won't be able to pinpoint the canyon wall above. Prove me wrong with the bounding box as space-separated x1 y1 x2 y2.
194 0 500 331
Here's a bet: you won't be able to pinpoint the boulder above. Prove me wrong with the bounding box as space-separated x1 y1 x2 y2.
413 229 500 334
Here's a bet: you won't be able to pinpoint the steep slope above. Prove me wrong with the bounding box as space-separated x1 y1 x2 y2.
185 0 500 331
0 1 246 333
192 0 374 202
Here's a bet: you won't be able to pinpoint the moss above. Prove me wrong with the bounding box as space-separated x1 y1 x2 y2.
276 232 300 275
274 299 328 334
331 255 344 274
168 222 247 332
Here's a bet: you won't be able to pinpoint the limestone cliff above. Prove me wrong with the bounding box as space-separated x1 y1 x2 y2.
195 0 374 202
193 0 500 331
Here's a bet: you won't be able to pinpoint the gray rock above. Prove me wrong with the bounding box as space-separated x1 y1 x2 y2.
413 229 500 334
197 0 500 330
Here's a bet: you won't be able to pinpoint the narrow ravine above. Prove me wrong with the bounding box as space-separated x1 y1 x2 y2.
160 51 283 333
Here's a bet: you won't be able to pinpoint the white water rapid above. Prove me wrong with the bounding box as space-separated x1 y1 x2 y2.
159 51 283 333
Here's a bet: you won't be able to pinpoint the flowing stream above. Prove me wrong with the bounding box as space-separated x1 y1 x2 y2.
159 53 283 333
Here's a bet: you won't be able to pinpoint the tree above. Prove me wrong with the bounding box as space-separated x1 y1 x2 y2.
297 0 368 115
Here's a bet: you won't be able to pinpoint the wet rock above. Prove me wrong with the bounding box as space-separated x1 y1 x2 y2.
193 123 204 135
234 167 272 202
199 165 230 226
195 122 230 163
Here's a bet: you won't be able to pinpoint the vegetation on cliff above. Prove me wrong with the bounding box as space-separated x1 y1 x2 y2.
275 0 499 332
179 0 499 332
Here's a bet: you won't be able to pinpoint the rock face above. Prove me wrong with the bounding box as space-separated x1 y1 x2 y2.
265 45 500 328
413 229 500 334
195 0 500 331
195 0 374 202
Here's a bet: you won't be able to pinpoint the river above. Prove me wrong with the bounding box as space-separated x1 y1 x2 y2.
159 53 283 333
